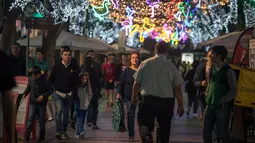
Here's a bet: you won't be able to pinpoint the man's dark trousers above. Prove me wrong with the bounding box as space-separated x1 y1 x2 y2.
137 95 174 143
91 96 99 126
86 105 93 124
203 103 231 143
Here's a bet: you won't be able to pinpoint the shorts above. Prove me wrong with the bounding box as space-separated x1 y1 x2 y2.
105 82 115 90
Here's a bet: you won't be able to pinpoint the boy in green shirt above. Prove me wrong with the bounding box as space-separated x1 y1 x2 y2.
28 49 50 78
203 45 237 143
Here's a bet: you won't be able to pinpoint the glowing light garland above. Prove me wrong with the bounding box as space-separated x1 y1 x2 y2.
89 0 237 48
86 8 119 44
10 0 89 35
243 1 255 28
189 0 238 46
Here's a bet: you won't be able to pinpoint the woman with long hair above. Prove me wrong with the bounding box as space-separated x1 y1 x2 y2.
116 52 140 142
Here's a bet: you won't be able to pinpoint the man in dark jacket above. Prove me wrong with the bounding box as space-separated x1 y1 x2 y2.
58 46 80 130
49 46 80 139
22 66 53 142
8 43 26 76
80 57 101 129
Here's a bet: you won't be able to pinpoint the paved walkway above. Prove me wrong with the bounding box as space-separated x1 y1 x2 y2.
20 96 204 143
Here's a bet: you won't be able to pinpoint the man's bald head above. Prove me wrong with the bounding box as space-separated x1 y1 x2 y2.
155 41 169 55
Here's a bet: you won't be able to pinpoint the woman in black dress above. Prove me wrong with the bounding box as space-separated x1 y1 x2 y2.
116 52 140 142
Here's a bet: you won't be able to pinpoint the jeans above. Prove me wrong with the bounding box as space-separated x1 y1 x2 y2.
76 109 87 134
25 104 46 138
126 100 136 137
137 95 174 143
86 104 93 124
53 91 72 133
46 100 54 119
203 104 231 143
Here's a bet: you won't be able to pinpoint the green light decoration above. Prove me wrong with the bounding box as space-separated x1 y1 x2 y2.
32 12 43 18
92 0 111 20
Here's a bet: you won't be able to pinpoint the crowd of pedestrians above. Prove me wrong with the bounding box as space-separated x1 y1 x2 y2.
0 41 239 143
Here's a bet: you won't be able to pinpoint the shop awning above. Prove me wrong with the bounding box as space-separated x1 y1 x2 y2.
17 30 113 51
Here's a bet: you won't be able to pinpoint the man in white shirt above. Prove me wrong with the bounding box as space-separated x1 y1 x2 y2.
132 41 184 143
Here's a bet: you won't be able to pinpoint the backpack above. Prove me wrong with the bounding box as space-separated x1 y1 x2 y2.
208 64 232 90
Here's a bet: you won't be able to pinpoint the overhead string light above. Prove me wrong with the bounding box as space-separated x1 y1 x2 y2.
243 1 255 28
10 0 90 36
87 0 238 47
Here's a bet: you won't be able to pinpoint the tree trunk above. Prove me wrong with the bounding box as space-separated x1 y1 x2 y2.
41 23 62 68
0 8 21 52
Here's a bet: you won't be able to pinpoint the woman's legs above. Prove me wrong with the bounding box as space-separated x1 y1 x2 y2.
126 101 136 139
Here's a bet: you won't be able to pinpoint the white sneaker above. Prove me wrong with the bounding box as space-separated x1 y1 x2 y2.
75 134 79 139
79 132 85 138
192 113 198 117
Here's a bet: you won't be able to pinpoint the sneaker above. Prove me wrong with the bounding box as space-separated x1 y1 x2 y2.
92 125 100 129
192 113 198 117
87 123 92 127
55 133 61 140
61 132 69 140
75 134 80 139
79 132 85 138
48 117 53 121
37 136 45 142
129 136 134 142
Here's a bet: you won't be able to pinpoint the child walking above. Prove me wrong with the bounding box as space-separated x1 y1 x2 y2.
75 72 93 138
23 66 53 142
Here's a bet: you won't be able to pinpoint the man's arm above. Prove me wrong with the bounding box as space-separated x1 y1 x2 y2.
98 62 104 83
48 64 57 85
173 67 184 106
174 85 183 107
41 81 53 99
220 69 238 103
132 62 145 100
23 79 31 97
132 82 141 99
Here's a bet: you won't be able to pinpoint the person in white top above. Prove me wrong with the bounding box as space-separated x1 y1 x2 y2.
132 41 185 143
75 73 93 139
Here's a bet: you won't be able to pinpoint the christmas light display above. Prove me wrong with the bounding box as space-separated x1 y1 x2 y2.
243 1 255 28
10 0 89 35
86 8 119 44
89 0 238 47
10 0 242 49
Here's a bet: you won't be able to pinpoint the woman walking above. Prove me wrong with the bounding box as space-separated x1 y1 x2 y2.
116 52 140 142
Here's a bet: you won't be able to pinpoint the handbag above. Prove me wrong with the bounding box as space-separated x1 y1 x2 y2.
112 99 127 132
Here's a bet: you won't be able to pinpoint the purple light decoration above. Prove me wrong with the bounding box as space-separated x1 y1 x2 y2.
146 0 160 6
121 7 135 36
111 0 119 9
146 0 160 18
